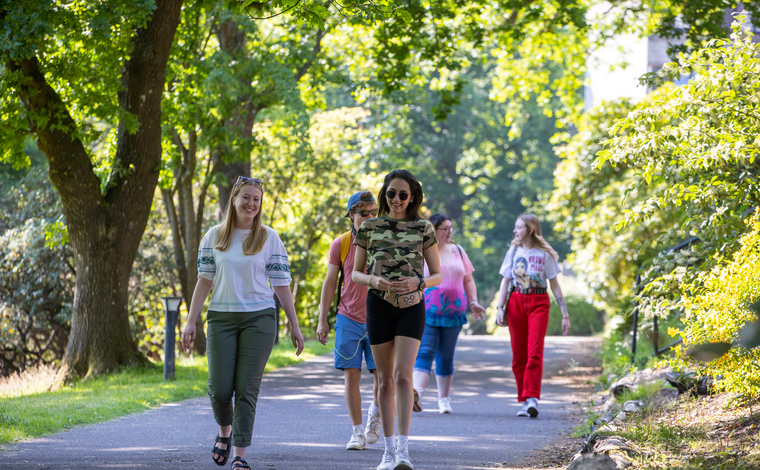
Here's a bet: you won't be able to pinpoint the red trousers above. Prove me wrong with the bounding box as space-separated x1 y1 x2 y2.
507 292 550 402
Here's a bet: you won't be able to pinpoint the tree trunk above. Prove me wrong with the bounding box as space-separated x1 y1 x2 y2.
6 0 184 384
163 127 209 355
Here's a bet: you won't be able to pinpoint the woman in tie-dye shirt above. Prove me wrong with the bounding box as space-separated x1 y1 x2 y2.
412 214 485 415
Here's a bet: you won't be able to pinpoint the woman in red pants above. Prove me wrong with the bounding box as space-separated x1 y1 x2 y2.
496 213 571 418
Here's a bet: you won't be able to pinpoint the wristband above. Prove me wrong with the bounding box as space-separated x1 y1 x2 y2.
418 278 426 290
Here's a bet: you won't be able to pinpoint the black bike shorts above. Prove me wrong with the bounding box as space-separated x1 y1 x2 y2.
366 291 426 345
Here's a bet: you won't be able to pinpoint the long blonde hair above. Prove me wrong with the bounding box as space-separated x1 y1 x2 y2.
511 213 558 260
215 179 268 255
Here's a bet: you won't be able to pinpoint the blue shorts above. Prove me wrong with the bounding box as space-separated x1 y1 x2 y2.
334 313 376 371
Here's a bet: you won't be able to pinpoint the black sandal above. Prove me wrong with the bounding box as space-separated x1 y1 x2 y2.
211 434 231 466
231 456 251 469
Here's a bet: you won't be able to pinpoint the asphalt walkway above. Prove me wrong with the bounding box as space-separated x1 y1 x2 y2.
1 335 599 470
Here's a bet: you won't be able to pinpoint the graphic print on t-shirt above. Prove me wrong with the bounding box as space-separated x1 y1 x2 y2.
499 246 560 290
512 254 546 288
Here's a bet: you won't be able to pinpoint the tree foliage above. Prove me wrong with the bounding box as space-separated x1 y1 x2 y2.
598 19 760 319
670 212 760 396
551 18 760 394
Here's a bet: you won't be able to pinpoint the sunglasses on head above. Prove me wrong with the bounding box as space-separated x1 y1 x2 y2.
385 189 409 201
235 176 264 186
351 208 378 217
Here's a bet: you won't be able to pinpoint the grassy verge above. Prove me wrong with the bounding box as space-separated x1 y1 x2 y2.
0 339 333 445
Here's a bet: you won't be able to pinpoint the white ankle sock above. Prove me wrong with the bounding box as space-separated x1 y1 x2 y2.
369 401 379 415
353 424 363 434
384 435 396 452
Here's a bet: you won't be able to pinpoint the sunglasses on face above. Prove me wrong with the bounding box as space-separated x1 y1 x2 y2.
385 189 409 201
235 176 264 186
352 208 378 217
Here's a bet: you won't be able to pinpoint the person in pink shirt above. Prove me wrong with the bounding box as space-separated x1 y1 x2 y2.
412 214 485 414
317 191 382 451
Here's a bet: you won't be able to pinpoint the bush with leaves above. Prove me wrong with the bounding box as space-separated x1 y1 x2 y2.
547 296 605 336
597 18 760 318
0 165 73 376
550 18 760 384
668 211 760 396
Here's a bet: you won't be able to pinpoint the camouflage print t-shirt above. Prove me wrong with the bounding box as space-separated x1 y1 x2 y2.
354 215 438 282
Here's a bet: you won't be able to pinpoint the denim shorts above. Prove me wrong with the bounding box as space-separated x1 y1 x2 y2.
334 313 376 371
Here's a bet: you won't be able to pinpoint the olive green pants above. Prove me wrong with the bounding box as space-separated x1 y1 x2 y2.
206 308 276 447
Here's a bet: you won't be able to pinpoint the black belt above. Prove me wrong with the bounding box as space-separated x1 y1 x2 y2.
514 287 547 294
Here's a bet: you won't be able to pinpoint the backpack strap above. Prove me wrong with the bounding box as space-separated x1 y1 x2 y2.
339 231 352 265
334 231 353 313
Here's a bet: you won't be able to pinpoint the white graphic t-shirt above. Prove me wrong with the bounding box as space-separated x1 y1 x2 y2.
498 246 560 289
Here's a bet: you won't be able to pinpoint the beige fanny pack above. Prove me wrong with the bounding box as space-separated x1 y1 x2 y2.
373 289 424 309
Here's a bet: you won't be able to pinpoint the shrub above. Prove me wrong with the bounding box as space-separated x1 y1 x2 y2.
668 211 760 396
0 167 73 375
547 295 605 336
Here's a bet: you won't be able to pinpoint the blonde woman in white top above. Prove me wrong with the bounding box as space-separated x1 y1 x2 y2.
181 176 304 470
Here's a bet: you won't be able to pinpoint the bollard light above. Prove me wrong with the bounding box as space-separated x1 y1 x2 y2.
161 296 183 380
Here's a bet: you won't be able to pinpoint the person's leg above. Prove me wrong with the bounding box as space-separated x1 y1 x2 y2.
334 314 367 426
344 368 367 450
413 324 438 408
521 295 551 400
507 293 530 402
344 368 363 424
393 302 425 470
362 330 382 445
206 311 237 464
230 309 277 459
434 325 461 399
394 335 422 436
361 321 379 406
370 341 396 438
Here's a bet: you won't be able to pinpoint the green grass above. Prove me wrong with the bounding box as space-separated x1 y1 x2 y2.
0 339 333 445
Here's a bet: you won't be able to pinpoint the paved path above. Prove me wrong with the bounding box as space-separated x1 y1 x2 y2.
1 336 599 470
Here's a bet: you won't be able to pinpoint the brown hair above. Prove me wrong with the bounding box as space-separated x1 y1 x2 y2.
215 179 268 255
511 213 558 260
377 169 425 221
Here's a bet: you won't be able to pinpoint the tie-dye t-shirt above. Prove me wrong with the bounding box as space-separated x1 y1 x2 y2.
422 245 475 327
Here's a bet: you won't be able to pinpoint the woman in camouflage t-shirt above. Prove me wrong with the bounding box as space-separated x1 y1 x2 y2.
353 169 442 470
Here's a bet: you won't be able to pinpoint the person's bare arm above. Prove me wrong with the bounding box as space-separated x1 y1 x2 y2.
272 285 304 355
181 277 213 351
549 277 571 336
317 264 340 345
352 245 392 290
463 274 485 321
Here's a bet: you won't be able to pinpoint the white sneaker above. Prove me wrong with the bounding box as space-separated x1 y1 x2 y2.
365 408 382 444
346 429 366 450
394 446 414 470
377 450 395 470
438 397 453 414
517 401 530 417
526 397 539 418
